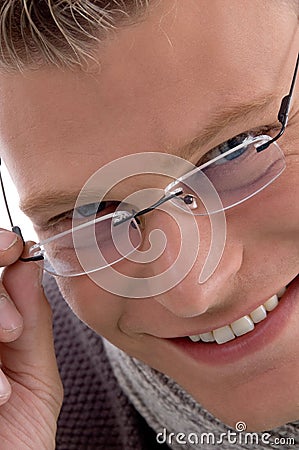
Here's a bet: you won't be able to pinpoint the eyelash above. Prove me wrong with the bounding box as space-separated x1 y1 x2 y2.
196 125 277 166
44 201 119 230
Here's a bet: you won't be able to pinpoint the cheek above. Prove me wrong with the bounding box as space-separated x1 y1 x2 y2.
55 275 127 339
236 158 299 237
262 159 299 237
225 160 299 283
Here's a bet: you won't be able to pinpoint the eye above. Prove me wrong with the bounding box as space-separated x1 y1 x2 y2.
197 124 280 167
44 201 120 231
73 201 108 219
198 132 253 166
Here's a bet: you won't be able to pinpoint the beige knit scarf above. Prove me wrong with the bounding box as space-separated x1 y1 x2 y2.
103 339 298 450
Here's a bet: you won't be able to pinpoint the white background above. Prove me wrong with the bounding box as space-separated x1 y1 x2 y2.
1 162 38 241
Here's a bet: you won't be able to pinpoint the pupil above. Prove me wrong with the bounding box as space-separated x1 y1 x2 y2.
224 145 248 161
184 195 194 205
76 201 107 217
219 133 251 161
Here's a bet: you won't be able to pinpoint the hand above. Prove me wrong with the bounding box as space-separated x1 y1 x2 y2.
0 230 63 450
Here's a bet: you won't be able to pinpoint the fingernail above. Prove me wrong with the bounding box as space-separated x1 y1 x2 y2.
0 370 10 399
0 231 18 251
0 294 23 331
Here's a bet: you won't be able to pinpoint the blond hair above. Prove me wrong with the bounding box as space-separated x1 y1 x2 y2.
0 0 150 71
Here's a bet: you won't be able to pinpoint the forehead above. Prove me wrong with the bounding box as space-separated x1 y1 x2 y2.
0 0 297 206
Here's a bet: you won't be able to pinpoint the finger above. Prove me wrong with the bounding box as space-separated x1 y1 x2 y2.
1 243 61 397
0 289 23 343
2 249 52 363
0 230 24 267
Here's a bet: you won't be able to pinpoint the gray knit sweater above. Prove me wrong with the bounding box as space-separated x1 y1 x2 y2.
44 275 168 450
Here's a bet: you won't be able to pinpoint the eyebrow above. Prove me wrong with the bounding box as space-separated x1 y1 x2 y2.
19 93 278 222
20 190 105 225
174 93 278 160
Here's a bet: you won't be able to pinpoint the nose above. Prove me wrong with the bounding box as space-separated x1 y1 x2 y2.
139 208 243 318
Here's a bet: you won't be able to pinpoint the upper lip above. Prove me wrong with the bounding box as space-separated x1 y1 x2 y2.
168 299 272 338
155 275 298 339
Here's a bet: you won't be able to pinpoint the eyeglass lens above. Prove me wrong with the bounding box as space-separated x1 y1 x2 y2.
165 135 286 215
28 213 142 277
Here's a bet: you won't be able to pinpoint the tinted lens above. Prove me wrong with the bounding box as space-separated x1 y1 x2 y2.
165 136 286 215
28 212 142 277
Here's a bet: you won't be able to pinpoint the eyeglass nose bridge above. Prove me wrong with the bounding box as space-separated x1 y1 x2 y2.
114 187 185 227
134 188 184 219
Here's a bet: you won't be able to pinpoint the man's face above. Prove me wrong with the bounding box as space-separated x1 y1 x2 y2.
0 0 298 431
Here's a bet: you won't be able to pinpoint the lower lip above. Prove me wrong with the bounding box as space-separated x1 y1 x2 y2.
168 276 299 365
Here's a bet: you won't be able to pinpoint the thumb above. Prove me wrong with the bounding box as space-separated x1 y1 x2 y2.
1 242 61 387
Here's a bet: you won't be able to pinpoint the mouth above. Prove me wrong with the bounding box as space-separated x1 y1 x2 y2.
188 286 286 345
168 274 299 364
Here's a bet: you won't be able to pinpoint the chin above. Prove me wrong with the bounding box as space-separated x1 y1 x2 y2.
185 365 299 432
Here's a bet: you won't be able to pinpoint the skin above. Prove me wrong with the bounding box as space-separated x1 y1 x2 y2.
0 0 298 442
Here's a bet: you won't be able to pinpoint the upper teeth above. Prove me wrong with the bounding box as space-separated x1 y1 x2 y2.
188 287 286 345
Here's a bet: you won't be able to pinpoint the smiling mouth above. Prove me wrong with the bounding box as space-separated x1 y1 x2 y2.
187 275 298 345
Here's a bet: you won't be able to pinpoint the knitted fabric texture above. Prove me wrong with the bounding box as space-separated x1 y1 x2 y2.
44 275 168 450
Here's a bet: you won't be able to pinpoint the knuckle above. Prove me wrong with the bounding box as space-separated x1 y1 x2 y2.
0 290 23 336
0 230 23 267
0 326 23 343
0 392 11 406
0 229 19 250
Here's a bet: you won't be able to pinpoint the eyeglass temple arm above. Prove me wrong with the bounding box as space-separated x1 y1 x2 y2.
0 158 43 262
256 52 299 153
